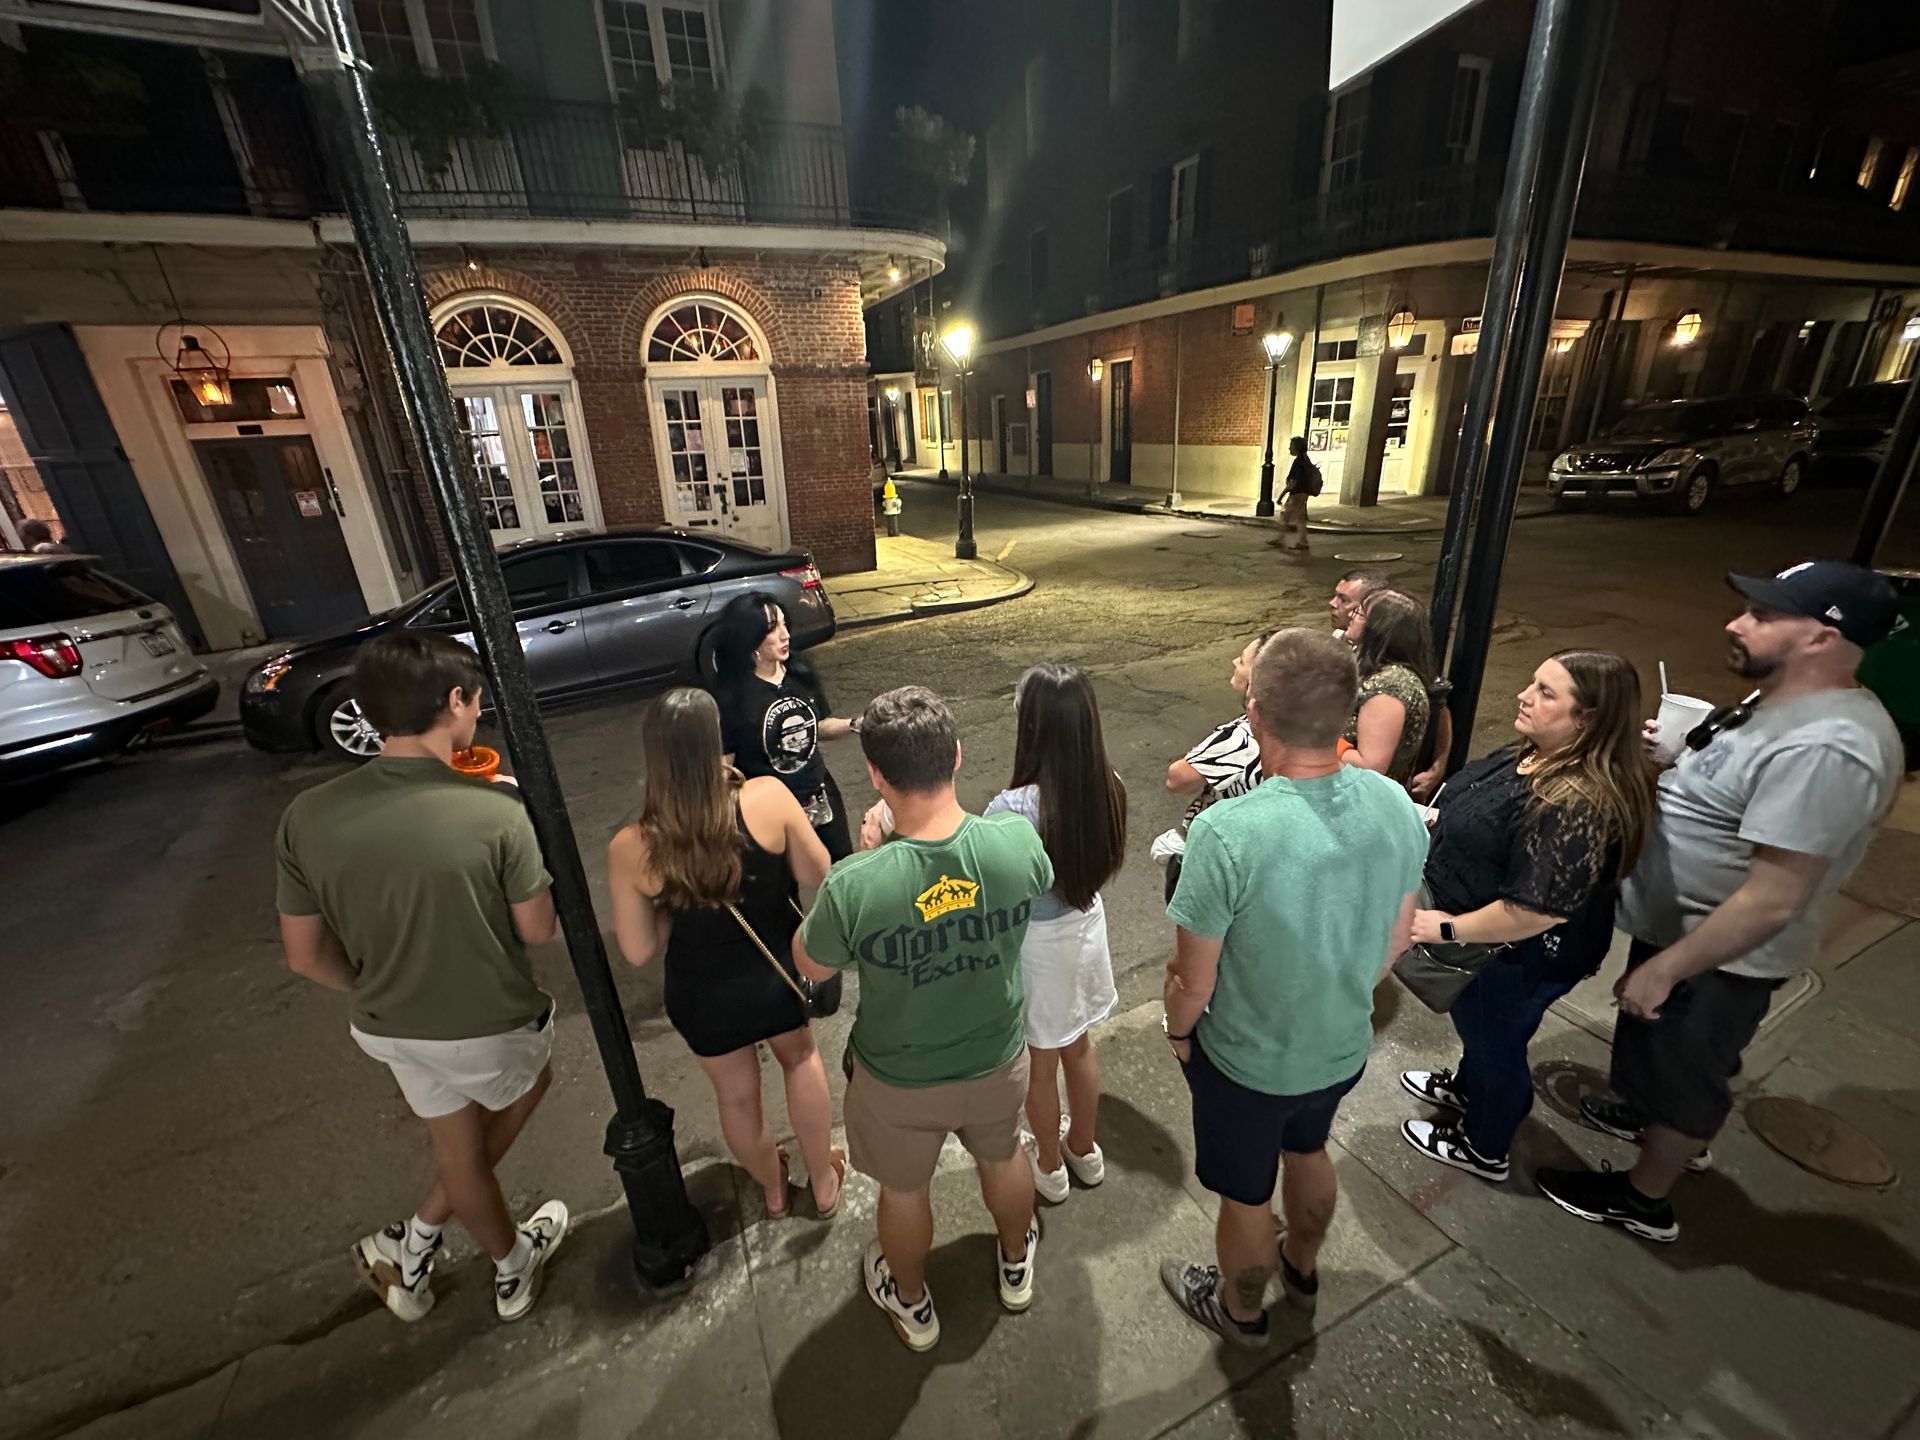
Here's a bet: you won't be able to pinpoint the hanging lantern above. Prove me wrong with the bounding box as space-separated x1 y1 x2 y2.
1671 311 1704 347
1387 307 1417 349
1088 357 1105 384
172 331 233 407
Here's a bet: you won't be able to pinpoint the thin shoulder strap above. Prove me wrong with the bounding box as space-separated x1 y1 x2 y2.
725 902 812 1004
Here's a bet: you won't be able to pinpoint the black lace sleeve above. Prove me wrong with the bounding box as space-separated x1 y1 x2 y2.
1503 797 1610 919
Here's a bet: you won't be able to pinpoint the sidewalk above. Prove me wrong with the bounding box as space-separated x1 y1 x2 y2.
896 468 1556 535
69 898 1920 1440
824 528 1033 629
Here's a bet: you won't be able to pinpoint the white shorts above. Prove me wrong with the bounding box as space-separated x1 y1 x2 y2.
351 1008 554 1119
1021 897 1118 1050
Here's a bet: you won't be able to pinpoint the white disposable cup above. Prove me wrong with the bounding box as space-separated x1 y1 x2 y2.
1653 693 1715 763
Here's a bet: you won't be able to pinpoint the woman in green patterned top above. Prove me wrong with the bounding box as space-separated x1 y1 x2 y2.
1340 589 1435 787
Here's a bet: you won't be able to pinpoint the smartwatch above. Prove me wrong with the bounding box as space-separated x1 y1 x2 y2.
1439 920 1457 943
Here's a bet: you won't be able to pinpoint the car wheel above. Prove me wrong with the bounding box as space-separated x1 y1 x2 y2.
314 681 384 761
1776 455 1806 497
695 626 722 683
1673 466 1714 517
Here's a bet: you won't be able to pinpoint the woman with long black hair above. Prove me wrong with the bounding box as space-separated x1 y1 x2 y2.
986 663 1128 1206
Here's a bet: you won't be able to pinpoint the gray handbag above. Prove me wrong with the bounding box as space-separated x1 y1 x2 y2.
1391 885 1507 1013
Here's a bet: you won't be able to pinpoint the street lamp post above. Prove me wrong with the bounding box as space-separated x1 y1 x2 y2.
1254 329 1294 518
882 385 901 472
944 323 977 559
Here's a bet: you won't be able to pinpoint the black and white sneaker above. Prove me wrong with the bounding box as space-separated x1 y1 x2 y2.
1159 1259 1270 1349
864 1240 940 1351
1401 1068 1468 1111
352 1221 441 1323
997 1219 1039 1312
1535 1166 1679 1243
1401 1118 1510 1183
495 1199 569 1322
1578 1094 1713 1172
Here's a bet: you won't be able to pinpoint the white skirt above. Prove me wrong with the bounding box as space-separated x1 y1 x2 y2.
1021 894 1119 1049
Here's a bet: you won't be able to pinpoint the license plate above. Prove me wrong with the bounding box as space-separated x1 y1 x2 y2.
140 632 176 658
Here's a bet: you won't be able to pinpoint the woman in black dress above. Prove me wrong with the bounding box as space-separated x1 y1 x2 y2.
607 687 845 1219
1397 650 1655 1184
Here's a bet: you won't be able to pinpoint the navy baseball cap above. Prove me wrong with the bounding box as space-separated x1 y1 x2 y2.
1727 561 1901 648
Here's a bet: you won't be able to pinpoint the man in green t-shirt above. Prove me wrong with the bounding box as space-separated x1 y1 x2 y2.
276 632 568 1327
796 686 1053 1353
1161 629 1426 1349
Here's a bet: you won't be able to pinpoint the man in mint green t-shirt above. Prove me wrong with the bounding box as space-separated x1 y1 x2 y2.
797 686 1052 1353
1161 629 1426 1350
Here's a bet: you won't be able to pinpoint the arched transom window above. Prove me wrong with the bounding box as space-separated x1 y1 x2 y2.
436 304 565 368
646 300 760 363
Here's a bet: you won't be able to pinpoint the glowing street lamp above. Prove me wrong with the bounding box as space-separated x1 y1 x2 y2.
1387 307 1417 350
1671 310 1703 347
1255 328 1297 518
942 323 978 559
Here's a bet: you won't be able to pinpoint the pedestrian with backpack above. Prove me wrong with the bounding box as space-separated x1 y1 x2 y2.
1278 436 1320 556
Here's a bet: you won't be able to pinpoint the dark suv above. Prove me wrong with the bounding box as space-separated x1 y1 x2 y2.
1549 393 1815 515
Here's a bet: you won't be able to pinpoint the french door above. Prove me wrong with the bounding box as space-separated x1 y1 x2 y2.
453 384 599 544
650 376 784 550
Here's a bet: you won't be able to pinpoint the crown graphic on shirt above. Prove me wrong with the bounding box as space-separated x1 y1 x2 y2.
914 874 980 922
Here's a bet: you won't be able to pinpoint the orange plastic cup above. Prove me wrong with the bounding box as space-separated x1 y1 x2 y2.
1335 738 1356 760
450 745 501 780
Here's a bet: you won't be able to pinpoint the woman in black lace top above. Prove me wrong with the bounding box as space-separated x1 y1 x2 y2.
1398 650 1654 1184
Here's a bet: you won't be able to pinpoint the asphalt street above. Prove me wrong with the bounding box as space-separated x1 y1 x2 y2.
0 477 1885 1437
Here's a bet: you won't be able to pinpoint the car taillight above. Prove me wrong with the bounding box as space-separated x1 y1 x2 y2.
2 633 83 679
780 563 823 591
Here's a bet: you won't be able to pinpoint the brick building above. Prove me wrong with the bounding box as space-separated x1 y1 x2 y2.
0 0 941 650
872 0 1920 509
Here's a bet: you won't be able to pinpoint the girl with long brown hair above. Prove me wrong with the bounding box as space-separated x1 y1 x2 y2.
607 687 846 1220
985 663 1128 1205
1397 649 1656 1183
1340 589 1436 785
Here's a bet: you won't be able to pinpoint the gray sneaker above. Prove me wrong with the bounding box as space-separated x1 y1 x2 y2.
1159 1259 1269 1349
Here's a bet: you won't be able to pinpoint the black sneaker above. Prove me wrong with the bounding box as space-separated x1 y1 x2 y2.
1579 1094 1713 1172
1401 1068 1467 1111
1276 1245 1319 1316
1535 1166 1679 1243
1400 1118 1510 1183
1159 1259 1270 1349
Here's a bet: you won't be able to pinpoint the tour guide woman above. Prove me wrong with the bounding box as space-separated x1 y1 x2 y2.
1398 649 1654 1182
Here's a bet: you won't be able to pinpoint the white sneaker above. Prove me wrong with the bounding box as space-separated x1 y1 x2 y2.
997 1219 1039 1312
863 1240 940 1351
495 1199 568 1323
1059 1116 1105 1187
1023 1132 1071 1204
352 1221 440 1323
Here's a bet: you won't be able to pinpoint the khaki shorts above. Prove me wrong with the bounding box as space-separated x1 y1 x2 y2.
351 1007 553 1119
844 1049 1030 1192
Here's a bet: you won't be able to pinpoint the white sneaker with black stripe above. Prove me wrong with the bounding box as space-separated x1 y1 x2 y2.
495 1199 569 1323
997 1219 1039 1312
1401 1118 1510 1183
353 1221 442 1323
863 1240 940 1351
1401 1068 1468 1111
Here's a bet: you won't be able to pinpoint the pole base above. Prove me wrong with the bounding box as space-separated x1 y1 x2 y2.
605 1103 711 1293
1254 501 1276 518
954 539 978 559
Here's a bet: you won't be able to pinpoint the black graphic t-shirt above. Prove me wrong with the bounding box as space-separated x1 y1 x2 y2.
720 672 826 801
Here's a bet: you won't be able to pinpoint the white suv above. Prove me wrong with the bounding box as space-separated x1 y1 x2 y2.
1 554 218 780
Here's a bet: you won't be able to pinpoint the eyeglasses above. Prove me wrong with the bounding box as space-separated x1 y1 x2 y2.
1685 689 1762 752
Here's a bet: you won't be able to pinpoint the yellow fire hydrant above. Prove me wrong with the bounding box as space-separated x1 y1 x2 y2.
881 477 903 537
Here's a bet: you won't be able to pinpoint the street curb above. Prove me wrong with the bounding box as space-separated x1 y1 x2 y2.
898 471 1555 535
830 568 1035 630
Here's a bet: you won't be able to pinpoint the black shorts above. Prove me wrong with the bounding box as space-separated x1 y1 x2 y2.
1610 938 1784 1140
1182 1033 1361 1207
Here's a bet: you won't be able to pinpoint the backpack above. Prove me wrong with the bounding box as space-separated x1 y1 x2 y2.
1304 459 1324 497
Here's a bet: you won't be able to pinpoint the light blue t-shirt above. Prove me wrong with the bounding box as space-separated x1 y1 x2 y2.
983 785 1072 921
1168 770 1428 1096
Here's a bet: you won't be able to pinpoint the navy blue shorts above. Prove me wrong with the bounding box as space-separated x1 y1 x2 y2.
1182 1034 1362 1207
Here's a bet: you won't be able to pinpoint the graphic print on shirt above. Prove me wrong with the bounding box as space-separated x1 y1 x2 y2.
855 871 1032 988
762 694 818 776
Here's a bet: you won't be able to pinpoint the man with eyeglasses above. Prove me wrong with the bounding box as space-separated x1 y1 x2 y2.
1538 561 1903 1243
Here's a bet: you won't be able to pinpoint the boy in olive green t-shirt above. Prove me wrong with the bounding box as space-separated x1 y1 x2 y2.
796 687 1051 1354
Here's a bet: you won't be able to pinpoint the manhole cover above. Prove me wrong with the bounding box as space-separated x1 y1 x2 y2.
1333 550 1404 563
1746 1097 1896 1188
1530 1059 1611 1126
1181 529 1225 539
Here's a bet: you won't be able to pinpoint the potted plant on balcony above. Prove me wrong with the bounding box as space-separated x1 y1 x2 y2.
369 60 511 187
893 105 974 229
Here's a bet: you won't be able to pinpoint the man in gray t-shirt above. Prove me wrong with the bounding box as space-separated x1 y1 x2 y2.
1539 561 1902 1246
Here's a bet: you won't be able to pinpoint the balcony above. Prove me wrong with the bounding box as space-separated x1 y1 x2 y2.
1009 163 1920 338
0 71 938 236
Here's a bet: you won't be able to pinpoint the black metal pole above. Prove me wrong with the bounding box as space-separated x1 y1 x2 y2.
1443 0 1615 772
1851 364 1920 568
956 365 977 558
300 1 708 1294
1256 361 1280 517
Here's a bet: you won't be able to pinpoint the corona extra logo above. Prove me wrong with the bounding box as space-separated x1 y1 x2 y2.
914 874 979 923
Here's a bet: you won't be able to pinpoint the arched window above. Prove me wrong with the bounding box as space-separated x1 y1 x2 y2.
645 299 760 363
435 303 565 368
